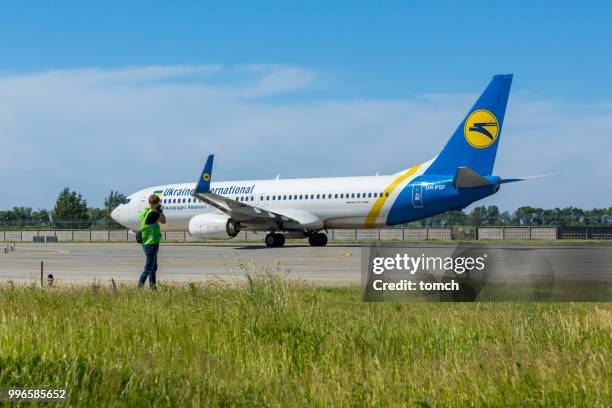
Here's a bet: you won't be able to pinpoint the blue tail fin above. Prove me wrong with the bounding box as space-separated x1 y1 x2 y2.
425 74 513 176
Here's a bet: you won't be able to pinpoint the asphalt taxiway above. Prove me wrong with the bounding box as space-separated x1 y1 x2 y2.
0 243 362 285
0 242 610 286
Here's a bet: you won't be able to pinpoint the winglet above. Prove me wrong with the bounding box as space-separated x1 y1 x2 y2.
194 154 214 194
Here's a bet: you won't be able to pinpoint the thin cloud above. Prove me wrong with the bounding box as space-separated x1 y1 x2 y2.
0 64 609 211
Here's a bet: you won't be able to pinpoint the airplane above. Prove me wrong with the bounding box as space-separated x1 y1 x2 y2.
111 74 552 247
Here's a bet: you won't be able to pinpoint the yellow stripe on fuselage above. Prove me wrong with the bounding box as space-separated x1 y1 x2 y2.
364 164 422 228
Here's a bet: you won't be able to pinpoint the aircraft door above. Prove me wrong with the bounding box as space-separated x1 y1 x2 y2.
412 184 424 208
138 194 147 211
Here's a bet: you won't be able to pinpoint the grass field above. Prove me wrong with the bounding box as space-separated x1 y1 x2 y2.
0 272 610 406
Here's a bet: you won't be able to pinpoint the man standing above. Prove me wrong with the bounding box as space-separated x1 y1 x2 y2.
138 194 166 288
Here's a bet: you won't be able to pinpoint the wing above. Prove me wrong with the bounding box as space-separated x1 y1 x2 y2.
192 155 321 231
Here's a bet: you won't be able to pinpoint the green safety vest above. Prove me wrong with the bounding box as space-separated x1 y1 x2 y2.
139 208 162 245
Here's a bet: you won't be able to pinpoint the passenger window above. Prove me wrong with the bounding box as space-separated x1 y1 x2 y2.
283 195 287 200
385 192 389 197
351 193 355 198
334 194 338 199
316 194 320 199
311 194 314 199
304 195 308 200
266 196 270 200
368 193 372 198
299 195 303 199
289 195 292 200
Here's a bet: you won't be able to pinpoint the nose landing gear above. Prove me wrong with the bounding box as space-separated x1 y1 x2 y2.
265 233 286 248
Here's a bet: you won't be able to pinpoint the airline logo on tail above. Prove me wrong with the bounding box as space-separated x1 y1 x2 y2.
202 173 211 181
464 109 499 148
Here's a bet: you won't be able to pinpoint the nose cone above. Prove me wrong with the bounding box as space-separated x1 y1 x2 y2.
111 204 140 230
111 206 123 224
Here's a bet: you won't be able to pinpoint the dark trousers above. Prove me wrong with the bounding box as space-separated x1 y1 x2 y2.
139 243 159 288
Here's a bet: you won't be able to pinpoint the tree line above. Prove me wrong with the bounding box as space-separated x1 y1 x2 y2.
409 205 612 227
0 188 610 229
0 188 126 229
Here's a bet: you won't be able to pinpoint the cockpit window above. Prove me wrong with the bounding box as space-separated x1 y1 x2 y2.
122 198 131 205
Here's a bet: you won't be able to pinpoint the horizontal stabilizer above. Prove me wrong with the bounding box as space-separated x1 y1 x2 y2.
500 173 560 184
453 167 493 188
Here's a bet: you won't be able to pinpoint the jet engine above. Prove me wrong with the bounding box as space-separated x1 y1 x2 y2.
188 214 241 240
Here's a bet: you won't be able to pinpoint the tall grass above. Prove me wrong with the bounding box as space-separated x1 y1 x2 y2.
0 271 609 406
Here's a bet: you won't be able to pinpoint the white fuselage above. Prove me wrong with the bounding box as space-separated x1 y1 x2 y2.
111 172 422 232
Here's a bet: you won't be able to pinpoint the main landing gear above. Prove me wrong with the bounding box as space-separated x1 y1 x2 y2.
308 232 328 247
265 233 286 248
264 232 328 247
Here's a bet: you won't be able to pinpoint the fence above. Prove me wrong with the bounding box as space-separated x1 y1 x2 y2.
557 226 612 240
477 227 557 240
1 227 611 243
0 228 454 242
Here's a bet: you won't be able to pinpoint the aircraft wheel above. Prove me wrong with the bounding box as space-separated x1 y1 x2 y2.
308 234 317 246
275 233 286 247
308 232 328 247
265 233 286 247
265 233 276 247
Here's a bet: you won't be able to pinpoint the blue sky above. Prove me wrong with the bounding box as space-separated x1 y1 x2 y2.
0 2 611 210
